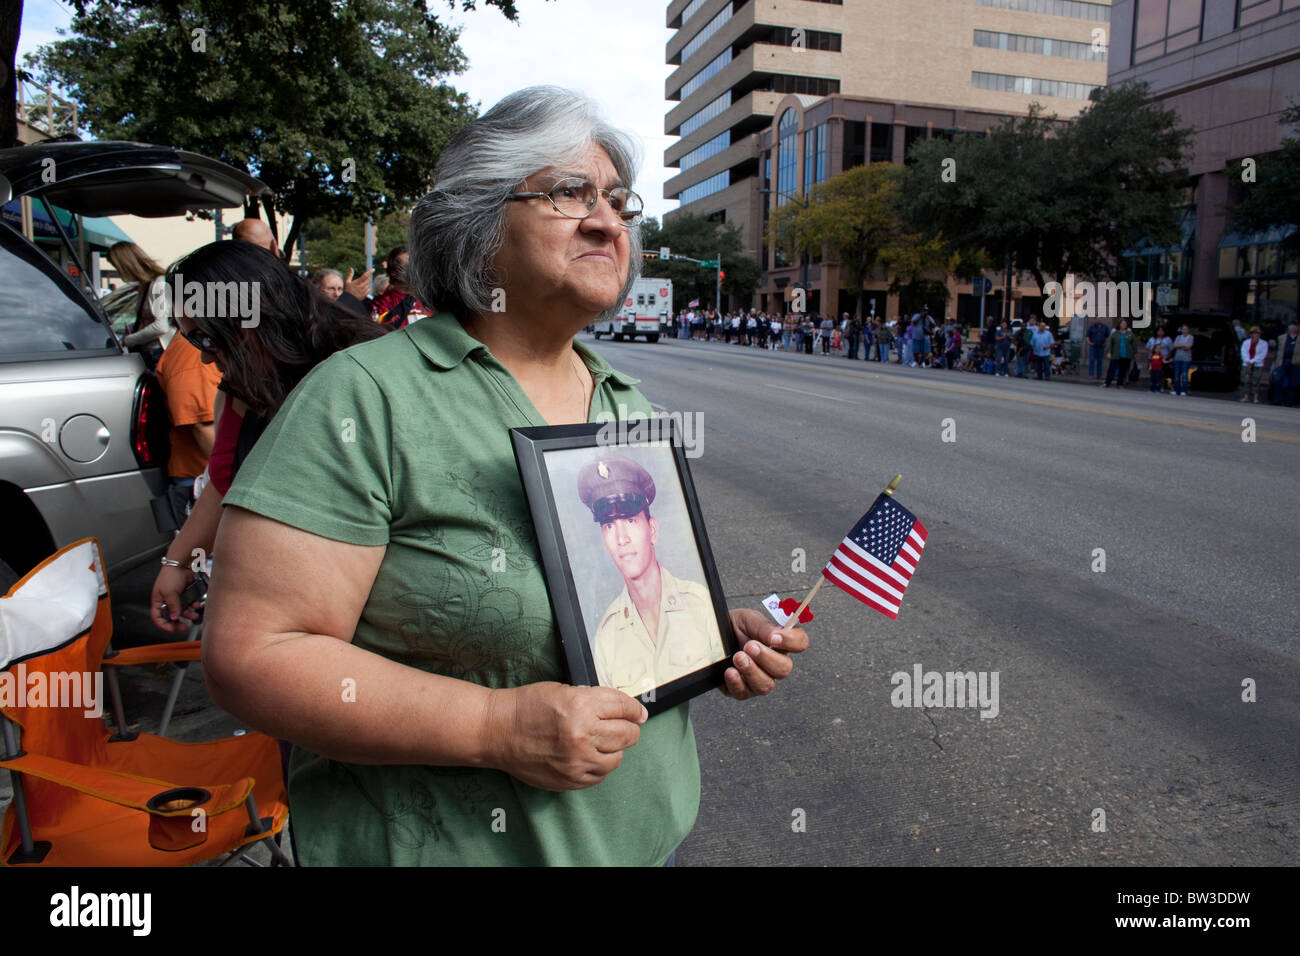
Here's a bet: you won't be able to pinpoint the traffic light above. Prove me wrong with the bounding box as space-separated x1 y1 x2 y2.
719 270 726 281
642 251 659 261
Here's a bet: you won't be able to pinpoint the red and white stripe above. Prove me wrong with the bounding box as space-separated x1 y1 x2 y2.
821 522 927 619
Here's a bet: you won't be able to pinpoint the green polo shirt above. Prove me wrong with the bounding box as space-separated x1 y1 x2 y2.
223 314 700 866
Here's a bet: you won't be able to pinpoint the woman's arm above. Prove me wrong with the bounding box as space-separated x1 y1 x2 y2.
150 480 225 632
203 507 647 789
122 311 170 348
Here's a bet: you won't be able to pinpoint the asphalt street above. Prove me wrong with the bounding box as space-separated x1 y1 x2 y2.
31 333 1296 867
591 334 1299 866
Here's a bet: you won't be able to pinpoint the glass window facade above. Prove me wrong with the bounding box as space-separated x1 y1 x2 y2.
678 170 730 206
975 0 1110 19
680 48 733 100
679 90 731 137
764 75 841 96
776 108 797 205
843 121 866 169
1238 0 1300 27
971 71 1097 99
680 0 713 29
679 131 732 171
974 29 1108 60
803 127 816 193
681 3 733 64
871 123 893 163
1133 0 1204 63
764 27 843 51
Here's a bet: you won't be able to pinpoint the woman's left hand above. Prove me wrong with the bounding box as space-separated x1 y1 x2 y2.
721 608 810 700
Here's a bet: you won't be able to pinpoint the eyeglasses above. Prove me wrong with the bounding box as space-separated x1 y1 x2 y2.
506 177 644 226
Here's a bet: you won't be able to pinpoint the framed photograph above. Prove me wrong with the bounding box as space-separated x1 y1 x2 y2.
511 420 737 716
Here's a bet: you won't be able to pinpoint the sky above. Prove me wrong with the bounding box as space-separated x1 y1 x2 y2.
17 0 680 221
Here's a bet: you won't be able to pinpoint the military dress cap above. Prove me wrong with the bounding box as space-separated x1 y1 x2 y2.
577 456 656 522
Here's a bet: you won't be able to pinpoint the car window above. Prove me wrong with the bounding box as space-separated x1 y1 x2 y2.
101 282 143 333
0 225 117 359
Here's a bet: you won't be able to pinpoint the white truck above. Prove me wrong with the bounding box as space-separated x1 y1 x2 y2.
593 277 671 343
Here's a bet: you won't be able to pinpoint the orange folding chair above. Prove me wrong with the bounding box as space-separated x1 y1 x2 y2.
0 539 290 866
102 624 203 738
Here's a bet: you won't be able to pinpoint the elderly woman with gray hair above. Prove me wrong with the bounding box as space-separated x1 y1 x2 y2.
202 87 808 866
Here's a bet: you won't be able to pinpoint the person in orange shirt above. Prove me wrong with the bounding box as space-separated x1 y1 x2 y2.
156 333 223 494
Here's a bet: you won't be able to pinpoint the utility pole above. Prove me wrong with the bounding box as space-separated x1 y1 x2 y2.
715 251 722 314
365 219 375 277
1003 254 1013 323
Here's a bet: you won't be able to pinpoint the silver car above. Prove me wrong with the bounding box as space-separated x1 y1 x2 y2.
0 142 270 590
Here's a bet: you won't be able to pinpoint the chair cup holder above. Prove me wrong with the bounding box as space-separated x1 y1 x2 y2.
146 787 212 852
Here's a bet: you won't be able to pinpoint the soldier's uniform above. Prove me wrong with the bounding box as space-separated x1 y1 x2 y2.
577 457 726 698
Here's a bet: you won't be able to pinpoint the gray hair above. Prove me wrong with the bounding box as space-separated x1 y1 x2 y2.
309 268 343 288
408 86 643 322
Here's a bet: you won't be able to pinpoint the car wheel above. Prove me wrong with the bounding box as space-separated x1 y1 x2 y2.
647 334 659 343
593 331 602 339
613 333 624 342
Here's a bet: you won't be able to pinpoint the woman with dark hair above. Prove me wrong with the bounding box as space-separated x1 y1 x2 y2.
149 241 385 633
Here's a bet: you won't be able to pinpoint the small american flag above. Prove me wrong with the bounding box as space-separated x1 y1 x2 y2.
822 494 927 619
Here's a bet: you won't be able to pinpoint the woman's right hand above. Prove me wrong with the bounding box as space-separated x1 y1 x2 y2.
150 564 199 633
484 682 648 791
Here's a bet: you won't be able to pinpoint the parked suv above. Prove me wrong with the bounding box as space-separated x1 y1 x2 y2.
0 142 269 590
1158 310 1242 392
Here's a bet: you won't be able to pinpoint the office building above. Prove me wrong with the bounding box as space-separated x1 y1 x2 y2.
664 0 1113 316
1109 0 1299 325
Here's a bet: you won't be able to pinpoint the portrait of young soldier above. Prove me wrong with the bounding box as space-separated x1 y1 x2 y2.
577 456 726 698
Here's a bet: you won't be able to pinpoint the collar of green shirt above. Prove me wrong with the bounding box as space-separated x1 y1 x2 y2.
407 312 640 388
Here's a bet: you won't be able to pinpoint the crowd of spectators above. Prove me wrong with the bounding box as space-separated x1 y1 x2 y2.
665 306 1298 406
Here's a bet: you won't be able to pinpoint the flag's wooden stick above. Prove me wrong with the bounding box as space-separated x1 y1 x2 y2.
781 474 903 628
782 576 823 628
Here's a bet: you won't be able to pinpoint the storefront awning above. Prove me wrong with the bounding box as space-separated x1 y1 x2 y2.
2 198 135 250
1217 224 1297 248
1124 213 1196 258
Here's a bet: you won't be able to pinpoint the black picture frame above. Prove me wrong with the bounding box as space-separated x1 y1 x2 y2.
510 420 738 716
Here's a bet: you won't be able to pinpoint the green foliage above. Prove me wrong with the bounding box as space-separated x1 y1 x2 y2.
27 0 519 260
640 213 759 308
768 163 967 316
1230 101 1300 254
900 83 1193 293
301 211 410 275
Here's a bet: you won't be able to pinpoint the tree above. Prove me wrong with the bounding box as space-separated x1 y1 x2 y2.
640 213 759 309
25 0 520 262
901 84 1192 296
1 0 21 148
1230 101 1300 256
767 163 967 318
301 211 409 275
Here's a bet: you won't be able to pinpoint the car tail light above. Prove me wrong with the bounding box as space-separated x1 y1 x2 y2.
131 375 169 468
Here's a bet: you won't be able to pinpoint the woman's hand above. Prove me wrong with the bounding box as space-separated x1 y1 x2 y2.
721 608 810 700
149 564 201 633
344 268 373 299
484 682 648 791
